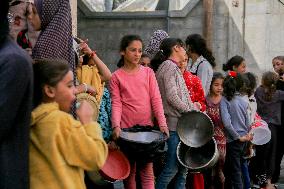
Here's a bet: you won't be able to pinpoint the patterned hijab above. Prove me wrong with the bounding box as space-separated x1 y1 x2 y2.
32 0 75 75
144 30 169 59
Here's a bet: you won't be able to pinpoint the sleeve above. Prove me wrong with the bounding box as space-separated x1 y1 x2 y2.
163 66 190 113
0 54 32 142
191 76 206 112
61 118 108 171
109 74 122 128
220 98 240 140
148 70 167 128
197 63 211 95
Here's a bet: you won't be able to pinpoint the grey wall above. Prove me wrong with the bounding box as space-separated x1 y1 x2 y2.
78 0 283 74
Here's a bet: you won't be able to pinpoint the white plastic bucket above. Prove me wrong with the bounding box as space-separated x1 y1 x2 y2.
250 120 271 145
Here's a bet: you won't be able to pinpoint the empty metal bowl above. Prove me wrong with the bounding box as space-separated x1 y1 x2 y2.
120 130 166 144
177 110 214 147
177 138 219 172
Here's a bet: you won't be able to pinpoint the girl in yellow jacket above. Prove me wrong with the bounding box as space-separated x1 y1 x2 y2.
30 58 108 189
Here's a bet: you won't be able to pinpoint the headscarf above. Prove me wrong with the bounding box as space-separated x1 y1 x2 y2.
144 30 169 59
32 0 75 76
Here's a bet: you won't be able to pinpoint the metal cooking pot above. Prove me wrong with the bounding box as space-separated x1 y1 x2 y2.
177 138 219 172
118 128 167 163
177 110 214 147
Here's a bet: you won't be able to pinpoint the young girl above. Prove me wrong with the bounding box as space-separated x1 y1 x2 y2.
205 72 226 189
254 71 284 188
179 53 206 112
223 55 247 74
110 35 169 189
220 72 252 189
186 33 216 96
30 59 108 189
272 56 284 75
151 38 193 189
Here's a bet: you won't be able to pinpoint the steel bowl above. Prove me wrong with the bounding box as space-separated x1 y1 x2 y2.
177 138 219 172
177 110 214 147
119 130 166 144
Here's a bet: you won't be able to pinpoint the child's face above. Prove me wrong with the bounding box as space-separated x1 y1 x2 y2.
53 71 76 112
233 61 246 73
121 40 142 66
272 58 284 74
178 55 188 73
139 57 151 67
211 78 224 96
27 3 41 31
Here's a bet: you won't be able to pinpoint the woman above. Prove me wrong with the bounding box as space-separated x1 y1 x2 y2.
186 34 216 96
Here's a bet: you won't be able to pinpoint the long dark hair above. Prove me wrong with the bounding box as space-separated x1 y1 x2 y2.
151 38 184 72
223 73 244 101
261 71 278 101
185 34 215 68
117 35 143 68
241 72 257 97
223 55 245 72
33 58 70 107
0 0 10 45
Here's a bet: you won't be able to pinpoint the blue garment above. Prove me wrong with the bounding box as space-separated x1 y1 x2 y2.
97 88 112 142
156 131 187 189
220 95 250 142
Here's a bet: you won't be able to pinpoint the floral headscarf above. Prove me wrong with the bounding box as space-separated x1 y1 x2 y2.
144 30 169 59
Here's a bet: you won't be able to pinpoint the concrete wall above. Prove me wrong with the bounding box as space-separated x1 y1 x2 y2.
77 0 284 74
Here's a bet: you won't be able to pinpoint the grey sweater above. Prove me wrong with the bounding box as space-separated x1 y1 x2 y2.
255 86 284 125
220 95 250 142
156 60 193 130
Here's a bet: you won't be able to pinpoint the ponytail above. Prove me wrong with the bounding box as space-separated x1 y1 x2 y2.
223 72 244 101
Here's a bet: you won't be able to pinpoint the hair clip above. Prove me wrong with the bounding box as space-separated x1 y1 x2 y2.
228 71 237 78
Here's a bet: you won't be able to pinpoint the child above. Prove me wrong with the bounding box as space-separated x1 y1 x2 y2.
272 56 284 75
30 59 108 189
151 38 193 189
110 35 169 189
205 72 226 189
139 53 151 67
223 55 247 74
254 71 284 188
220 71 253 189
186 33 216 96
178 53 206 112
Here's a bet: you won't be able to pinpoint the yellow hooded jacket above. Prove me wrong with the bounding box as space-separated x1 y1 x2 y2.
29 102 108 189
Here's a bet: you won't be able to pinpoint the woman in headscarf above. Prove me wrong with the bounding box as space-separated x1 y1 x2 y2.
30 0 75 75
144 29 169 59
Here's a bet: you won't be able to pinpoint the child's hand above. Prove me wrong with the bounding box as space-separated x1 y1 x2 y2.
160 126 169 138
112 127 121 140
239 133 253 142
76 84 97 96
76 100 94 124
108 141 119 150
193 102 202 111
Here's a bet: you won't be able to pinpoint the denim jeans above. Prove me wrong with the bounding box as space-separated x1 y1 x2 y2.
155 131 187 189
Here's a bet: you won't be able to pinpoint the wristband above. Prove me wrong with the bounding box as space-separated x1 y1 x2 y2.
82 83 88 93
89 51 97 58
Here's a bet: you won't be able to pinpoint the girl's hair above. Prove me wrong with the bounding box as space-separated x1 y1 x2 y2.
185 34 215 68
241 72 257 97
261 71 279 101
151 38 184 72
210 72 224 92
272 56 284 63
117 35 143 68
223 73 244 101
223 55 245 72
33 58 70 107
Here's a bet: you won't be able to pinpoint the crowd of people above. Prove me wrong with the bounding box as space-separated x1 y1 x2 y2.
1 0 284 189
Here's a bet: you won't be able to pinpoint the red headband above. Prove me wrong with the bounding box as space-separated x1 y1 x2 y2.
228 71 237 78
